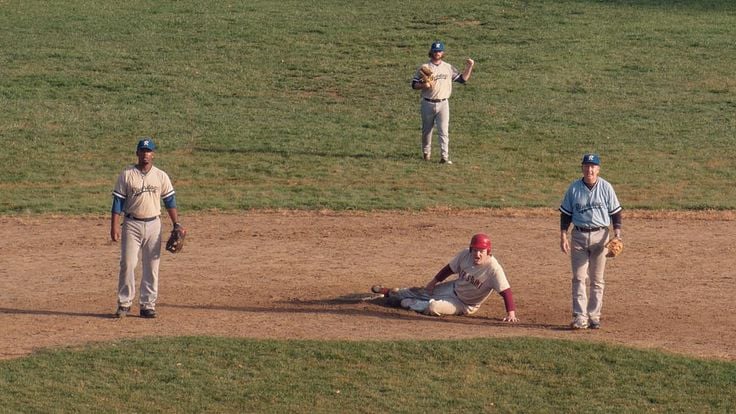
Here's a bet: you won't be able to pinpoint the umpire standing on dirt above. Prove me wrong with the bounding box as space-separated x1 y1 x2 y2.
412 40 475 165
559 154 622 330
110 138 186 319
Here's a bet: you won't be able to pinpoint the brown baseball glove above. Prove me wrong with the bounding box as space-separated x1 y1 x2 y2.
605 237 623 258
419 64 435 87
166 223 186 254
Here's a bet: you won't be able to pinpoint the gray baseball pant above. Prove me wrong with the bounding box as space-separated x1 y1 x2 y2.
421 99 450 160
393 281 479 316
570 228 609 323
118 217 161 310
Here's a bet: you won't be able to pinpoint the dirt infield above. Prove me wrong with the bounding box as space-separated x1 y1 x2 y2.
1 210 734 361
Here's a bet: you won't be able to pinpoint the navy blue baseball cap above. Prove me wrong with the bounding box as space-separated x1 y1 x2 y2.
581 153 600 165
137 138 156 151
430 40 445 52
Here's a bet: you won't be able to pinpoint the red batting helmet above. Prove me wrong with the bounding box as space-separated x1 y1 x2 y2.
469 233 492 252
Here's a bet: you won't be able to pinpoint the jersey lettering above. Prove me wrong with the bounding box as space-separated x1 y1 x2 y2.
575 201 605 214
458 270 484 289
133 184 159 197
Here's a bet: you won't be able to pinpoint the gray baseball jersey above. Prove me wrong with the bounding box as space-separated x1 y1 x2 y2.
559 177 621 228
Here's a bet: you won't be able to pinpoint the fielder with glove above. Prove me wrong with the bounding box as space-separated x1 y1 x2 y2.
110 138 186 319
372 233 518 323
411 40 475 164
559 153 623 330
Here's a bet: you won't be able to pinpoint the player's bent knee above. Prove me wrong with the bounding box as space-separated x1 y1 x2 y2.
427 299 466 316
425 305 442 316
426 300 450 316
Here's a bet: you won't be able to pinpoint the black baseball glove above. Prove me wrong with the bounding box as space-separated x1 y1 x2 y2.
166 223 186 254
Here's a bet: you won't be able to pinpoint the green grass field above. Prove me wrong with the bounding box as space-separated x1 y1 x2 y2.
1 337 734 413
1 0 735 213
1 0 735 411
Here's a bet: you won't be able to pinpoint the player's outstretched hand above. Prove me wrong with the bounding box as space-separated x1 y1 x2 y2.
502 312 519 323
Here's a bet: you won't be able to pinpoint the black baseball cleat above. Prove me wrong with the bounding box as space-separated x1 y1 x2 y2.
589 320 601 329
114 306 131 318
140 308 157 318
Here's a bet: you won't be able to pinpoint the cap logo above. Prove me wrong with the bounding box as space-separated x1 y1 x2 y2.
587 155 595 161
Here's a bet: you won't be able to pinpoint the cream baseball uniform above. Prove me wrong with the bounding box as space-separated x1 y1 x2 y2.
393 249 510 316
113 164 175 310
413 60 464 161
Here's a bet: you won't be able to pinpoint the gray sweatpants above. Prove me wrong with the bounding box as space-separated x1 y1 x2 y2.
118 217 161 310
421 99 450 160
393 281 480 316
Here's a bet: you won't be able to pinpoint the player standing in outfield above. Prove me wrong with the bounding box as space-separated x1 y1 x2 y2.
110 138 186 318
559 154 622 330
371 233 518 322
412 40 475 165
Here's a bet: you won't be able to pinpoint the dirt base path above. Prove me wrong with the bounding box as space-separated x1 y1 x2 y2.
1 210 734 361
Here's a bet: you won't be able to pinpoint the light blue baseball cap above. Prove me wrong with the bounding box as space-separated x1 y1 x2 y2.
582 153 600 165
430 40 445 52
137 138 156 152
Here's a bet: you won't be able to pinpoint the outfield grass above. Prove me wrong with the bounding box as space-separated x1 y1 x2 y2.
0 337 734 413
1 0 735 213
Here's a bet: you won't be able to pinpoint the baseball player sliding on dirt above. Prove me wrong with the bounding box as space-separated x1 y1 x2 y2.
372 233 518 322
